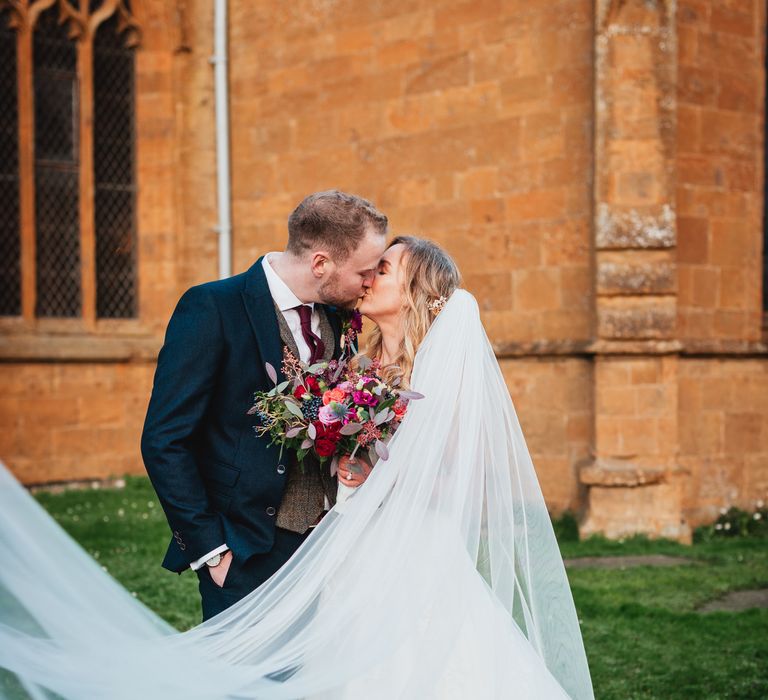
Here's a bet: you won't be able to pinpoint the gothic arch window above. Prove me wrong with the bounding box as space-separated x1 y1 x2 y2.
93 7 137 318
34 8 80 317
0 0 140 324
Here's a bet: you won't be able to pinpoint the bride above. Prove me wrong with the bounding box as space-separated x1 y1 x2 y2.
0 236 594 700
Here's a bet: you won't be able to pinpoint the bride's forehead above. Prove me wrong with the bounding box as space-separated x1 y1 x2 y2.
383 243 406 264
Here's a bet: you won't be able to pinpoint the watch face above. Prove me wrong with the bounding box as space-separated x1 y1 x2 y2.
207 554 222 567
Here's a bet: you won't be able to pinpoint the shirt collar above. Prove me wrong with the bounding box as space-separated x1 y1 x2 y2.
262 252 314 313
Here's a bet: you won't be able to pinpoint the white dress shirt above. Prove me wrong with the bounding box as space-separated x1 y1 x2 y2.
260 252 322 364
189 252 327 570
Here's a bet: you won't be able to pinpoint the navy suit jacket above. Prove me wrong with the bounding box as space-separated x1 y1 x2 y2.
140 257 343 573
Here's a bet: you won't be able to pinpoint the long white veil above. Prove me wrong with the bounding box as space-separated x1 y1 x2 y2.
0 289 594 700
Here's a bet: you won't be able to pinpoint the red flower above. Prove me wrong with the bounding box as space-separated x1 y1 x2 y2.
315 437 337 457
313 420 341 457
392 399 408 420
313 420 340 438
293 376 322 400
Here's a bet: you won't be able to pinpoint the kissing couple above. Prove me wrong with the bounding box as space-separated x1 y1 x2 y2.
0 190 594 699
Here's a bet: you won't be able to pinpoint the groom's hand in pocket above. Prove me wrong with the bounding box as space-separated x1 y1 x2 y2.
209 549 234 588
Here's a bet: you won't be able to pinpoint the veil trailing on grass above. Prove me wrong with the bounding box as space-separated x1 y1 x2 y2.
0 289 594 700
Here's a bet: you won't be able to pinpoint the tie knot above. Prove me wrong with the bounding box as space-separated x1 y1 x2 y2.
293 304 312 327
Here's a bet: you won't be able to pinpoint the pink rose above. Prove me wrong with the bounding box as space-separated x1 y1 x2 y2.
318 404 340 425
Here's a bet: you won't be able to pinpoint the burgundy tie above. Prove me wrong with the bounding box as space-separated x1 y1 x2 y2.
293 305 325 364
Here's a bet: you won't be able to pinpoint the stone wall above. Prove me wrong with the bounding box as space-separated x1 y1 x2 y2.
499 357 593 512
679 358 768 522
223 0 594 348
0 363 153 484
677 0 764 343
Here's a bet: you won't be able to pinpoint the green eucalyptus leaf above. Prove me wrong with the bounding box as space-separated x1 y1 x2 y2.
286 402 305 418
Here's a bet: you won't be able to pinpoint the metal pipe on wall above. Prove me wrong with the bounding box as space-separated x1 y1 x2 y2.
211 0 232 279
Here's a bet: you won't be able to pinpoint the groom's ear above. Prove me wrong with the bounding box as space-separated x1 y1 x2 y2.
310 251 332 278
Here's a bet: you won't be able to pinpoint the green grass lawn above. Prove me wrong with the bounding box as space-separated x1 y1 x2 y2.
33 476 768 700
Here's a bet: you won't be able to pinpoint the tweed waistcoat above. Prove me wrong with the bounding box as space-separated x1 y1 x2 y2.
274 303 338 533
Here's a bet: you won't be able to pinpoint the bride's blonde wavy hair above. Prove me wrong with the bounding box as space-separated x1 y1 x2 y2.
359 235 461 389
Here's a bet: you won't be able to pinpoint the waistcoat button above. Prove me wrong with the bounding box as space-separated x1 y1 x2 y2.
277 464 286 474
266 506 276 516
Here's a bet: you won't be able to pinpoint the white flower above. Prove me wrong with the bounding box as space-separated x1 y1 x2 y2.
754 513 762 521
719 507 728 515
724 522 731 530
757 499 765 508
714 523 723 530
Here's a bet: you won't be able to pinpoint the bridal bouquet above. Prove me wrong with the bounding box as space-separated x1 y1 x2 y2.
248 346 422 503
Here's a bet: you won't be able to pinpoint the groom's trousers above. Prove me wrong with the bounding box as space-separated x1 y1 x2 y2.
196 527 309 622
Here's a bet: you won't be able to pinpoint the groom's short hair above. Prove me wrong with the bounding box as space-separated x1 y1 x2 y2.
287 190 388 262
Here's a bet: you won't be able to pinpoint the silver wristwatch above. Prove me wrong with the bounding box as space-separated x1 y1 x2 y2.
205 549 229 568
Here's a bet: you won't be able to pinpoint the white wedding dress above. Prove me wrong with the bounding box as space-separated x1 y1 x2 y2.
0 289 594 700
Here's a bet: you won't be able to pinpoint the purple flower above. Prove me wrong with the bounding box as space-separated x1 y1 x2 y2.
350 310 363 332
352 390 378 407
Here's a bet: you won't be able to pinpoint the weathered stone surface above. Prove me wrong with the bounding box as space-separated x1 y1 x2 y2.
595 204 677 249
597 260 676 295
696 590 768 613
580 481 692 544
564 555 699 569
598 298 677 339
580 458 667 487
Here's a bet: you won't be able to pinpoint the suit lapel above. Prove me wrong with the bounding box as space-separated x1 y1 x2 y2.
320 305 344 360
241 256 286 382
317 304 341 360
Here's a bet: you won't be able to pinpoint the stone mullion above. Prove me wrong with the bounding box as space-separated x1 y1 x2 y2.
17 23 35 322
6 0 57 323
78 34 96 326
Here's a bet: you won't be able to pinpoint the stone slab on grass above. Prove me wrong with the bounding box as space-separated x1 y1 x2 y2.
564 554 699 569
696 589 768 613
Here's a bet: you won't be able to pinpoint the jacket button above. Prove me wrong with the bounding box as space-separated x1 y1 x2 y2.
179 543 186 551
277 464 286 474
173 531 180 536
266 506 276 516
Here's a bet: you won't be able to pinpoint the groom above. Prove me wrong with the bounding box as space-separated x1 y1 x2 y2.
141 190 386 620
